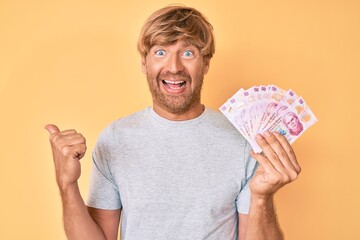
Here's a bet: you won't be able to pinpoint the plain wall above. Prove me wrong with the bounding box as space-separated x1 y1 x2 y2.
0 0 359 239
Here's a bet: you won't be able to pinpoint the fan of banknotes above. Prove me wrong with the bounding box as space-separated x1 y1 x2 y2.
220 85 317 153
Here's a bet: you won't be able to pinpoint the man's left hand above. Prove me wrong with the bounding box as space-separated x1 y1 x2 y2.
249 131 301 199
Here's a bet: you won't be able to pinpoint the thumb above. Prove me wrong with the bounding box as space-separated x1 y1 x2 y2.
44 124 60 134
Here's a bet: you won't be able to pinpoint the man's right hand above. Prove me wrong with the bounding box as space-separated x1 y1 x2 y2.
45 124 87 191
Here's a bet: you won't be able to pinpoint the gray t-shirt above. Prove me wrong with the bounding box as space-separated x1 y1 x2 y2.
87 107 257 240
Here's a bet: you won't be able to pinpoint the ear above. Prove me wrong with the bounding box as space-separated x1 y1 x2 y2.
202 57 210 74
141 57 147 74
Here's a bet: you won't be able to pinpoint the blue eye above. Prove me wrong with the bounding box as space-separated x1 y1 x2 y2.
155 50 166 56
183 50 193 57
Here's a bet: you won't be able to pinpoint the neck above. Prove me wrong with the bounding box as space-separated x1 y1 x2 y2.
153 104 205 121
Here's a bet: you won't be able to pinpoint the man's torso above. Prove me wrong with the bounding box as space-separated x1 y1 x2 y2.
88 107 256 240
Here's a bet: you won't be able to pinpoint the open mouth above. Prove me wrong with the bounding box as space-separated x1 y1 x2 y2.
162 80 187 91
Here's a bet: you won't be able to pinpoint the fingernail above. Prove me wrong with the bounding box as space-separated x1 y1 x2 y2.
256 134 263 140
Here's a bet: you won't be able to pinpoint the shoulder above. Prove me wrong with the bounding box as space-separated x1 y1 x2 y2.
110 107 151 129
205 108 231 124
204 107 241 131
97 107 151 143
204 107 248 144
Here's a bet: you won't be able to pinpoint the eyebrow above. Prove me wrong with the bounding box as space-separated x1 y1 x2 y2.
152 41 198 49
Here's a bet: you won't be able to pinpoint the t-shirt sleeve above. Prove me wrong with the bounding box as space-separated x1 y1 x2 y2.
87 126 122 210
236 141 258 214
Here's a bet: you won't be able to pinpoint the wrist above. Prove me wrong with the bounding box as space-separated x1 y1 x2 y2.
250 194 274 207
58 182 80 198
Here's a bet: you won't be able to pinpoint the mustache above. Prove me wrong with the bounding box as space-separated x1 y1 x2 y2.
158 71 191 81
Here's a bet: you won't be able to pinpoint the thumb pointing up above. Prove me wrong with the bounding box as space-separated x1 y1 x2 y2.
45 124 60 134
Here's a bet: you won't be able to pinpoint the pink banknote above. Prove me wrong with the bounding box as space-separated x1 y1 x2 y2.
220 85 317 153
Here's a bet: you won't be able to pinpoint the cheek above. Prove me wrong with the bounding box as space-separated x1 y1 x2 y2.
147 66 162 79
144 58 163 75
188 63 205 80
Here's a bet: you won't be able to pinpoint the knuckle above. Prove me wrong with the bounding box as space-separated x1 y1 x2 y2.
289 171 299 181
271 172 283 183
279 150 288 160
256 137 267 146
265 135 276 143
49 133 59 142
50 135 63 148
289 147 296 157
282 175 290 183
75 132 86 141
79 144 86 151
61 147 72 157
76 143 86 152
265 152 277 161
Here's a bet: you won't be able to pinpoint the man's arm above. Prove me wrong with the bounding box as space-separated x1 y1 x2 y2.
239 131 301 240
45 124 120 240
60 183 120 240
238 213 249 240
239 197 283 240
87 207 121 239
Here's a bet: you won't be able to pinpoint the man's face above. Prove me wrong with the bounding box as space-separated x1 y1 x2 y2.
284 114 299 130
141 40 210 115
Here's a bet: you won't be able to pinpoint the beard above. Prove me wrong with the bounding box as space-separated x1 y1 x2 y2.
146 70 204 114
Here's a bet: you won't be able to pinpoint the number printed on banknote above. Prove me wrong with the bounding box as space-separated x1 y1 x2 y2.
220 85 318 153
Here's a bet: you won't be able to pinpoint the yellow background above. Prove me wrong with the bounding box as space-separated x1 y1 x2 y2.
1 0 359 239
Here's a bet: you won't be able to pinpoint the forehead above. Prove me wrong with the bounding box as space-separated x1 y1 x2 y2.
285 114 296 120
151 40 198 50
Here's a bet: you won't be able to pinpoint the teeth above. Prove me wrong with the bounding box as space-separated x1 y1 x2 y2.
164 80 185 84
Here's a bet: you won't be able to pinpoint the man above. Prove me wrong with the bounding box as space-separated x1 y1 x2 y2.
283 112 304 136
45 5 300 240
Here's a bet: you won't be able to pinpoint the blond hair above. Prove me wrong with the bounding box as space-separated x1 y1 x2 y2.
137 5 215 59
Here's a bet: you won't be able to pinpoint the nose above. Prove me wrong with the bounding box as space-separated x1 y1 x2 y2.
165 54 184 73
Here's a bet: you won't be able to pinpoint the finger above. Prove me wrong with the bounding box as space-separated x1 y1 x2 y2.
45 124 60 134
262 131 297 172
60 143 86 159
57 134 86 147
58 129 78 136
250 150 278 176
273 132 301 174
255 133 286 172
71 144 87 160
262 131 299 182
76 143 87 159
